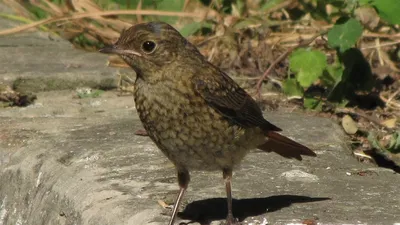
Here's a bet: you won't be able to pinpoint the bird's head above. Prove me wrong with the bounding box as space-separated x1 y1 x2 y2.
100 21 203 82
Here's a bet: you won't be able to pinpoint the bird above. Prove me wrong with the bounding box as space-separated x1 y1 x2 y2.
99 21 316 225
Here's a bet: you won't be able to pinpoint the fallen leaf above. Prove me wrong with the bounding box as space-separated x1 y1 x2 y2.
381 118 397 128
342 115 358 134
302 219 317 225
135 129 148 136
157 200 171 209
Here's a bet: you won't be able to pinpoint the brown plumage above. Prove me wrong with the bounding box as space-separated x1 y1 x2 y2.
100 21 316 225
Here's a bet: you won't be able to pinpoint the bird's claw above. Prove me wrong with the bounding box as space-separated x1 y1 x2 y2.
225 216 240 225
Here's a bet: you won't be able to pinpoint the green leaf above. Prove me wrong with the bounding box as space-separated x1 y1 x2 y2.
77 89 104 98
261 0 286 11
387 131 400 153
233 17 261 30
156 0 185 24
368 131 400 153
25 3 48 19
328 18 363 52
327 48 373 103
282 79 304 97
304 97 323 111
179 22 212 37
358 0 372 5
337 99 349 108
321 64 344 87
368 132 383 150
370 0 400 24
179 22 203 37
289 48 327 88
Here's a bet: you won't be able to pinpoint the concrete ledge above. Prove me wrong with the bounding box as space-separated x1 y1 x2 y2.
1 91 399 225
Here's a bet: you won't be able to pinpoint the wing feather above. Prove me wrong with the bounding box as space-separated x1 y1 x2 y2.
192 71 281 132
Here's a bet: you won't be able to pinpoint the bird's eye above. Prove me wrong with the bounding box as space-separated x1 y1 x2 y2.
142 41 156 53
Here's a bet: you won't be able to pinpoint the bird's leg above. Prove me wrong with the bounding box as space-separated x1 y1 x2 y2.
168 168 190 225
223 168 239 225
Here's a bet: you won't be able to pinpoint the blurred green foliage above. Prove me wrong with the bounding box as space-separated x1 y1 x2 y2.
284 0 398 110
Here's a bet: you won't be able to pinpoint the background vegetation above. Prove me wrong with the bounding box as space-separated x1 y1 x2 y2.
1 0 399 170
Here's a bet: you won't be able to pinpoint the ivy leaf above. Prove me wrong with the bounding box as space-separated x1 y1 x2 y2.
304 97 323 111
370 0 400 25
282 78 304 97
328 18 363 52
289 48 327 88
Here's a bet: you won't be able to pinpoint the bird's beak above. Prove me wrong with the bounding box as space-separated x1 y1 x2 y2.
99 45 142 57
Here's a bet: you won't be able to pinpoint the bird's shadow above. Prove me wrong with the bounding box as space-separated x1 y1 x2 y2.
177 195 330 224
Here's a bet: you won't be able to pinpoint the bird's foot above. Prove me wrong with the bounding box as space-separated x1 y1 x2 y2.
225 215 240 225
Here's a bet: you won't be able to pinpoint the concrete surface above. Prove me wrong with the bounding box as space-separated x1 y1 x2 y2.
1 91 399 225
0 3 129 92
0 2 399 225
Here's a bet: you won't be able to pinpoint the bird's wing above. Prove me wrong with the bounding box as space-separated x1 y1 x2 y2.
192 70 281 132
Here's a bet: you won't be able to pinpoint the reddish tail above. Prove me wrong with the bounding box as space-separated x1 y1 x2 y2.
257 131 316 160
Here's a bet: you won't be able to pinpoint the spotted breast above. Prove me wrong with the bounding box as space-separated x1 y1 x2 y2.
134 77 266 171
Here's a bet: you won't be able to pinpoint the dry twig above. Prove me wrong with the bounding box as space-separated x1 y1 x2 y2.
0 9 206 36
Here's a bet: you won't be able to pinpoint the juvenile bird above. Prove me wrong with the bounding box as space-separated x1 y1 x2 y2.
100 21 316 225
